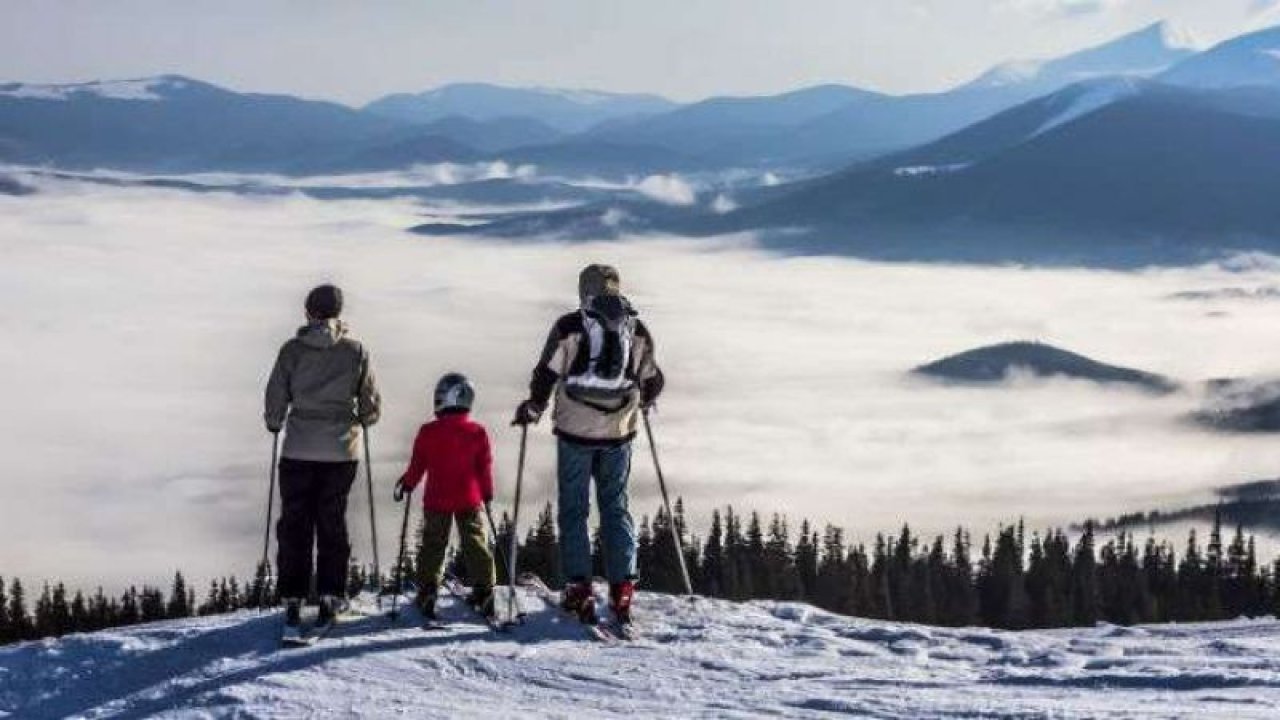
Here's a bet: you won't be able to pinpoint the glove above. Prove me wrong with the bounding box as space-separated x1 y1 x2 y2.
266 424 281 434
393 475 410 503
511 399 544 427
639 392 658 413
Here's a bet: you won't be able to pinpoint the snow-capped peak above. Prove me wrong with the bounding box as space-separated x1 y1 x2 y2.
1161 24 1280 89
963 20 1199 92
1150 20 1201 51
0 76 188 102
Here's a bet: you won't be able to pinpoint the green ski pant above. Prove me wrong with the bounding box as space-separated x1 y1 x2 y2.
417 508 496 593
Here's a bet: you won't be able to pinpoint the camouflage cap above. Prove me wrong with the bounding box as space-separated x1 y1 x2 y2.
578 264 621 304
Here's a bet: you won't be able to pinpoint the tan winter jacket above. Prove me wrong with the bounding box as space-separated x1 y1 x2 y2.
264 320 381 462
527 307 663 445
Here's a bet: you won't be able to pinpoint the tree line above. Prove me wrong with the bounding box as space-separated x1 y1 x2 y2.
3 502 1278 646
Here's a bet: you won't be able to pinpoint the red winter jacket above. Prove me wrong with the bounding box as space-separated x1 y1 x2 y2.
399 412 494 513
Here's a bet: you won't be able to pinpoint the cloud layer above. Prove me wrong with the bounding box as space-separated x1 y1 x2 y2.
4 172 1280 589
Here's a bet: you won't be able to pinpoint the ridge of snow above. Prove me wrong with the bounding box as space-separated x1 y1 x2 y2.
1032 78 1143 138
0 76 185 102
1162 26 1280 89
5 590 1280 718
965 21 1199 91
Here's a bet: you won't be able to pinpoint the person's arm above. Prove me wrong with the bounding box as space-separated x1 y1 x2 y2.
477 428 494 503
514 316 572 424
528 319 567 408
399 427 429 494
636 320 664 408
263 343 293 432
356 345 382 427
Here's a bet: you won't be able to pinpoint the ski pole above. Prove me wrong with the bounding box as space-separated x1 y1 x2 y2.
389 489 413 621
505 425 528 618
483 501 518 623
642 409 693 595
362 424 383 603
258 431 280 611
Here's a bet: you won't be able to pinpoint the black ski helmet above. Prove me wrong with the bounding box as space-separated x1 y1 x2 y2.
434 372 476 412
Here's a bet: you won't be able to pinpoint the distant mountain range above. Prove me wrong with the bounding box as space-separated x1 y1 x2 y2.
7 21 1280 265
362 83 676 132
717 77 1280 263
912 341 1177 393
0 20 1215 176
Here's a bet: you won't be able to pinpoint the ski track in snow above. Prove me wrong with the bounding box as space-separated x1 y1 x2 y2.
3 592 1280 719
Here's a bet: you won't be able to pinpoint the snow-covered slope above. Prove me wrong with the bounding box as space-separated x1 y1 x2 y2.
4 590 1280 718
0 76 191 102
1162 25 1280 89
963 21 1198 93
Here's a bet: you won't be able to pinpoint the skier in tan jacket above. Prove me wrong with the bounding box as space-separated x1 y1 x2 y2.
265 284 380 636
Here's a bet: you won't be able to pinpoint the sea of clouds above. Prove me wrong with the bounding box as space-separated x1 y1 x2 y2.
4 170 1280 589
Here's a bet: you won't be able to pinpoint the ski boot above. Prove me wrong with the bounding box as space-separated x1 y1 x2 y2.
609 580 636 626
466 585 496 619
317 595 346 627
561 579 598 624
416 585 438 621
281 598 304 644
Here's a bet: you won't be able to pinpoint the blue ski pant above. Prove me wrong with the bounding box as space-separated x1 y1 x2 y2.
557 438 637 584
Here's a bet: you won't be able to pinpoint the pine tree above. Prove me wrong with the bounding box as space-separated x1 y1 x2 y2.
139 586 166 622
1070 522 1099 626
167 572 191 618
794 521 818 601
813 525 850 613
70 591 89 633
700 510 726 598
83 588 106 632
8 579 30 641
521 503 560 586
0 577 8 643
50 583 71 637
1176 529 1204 621
940 528 977 627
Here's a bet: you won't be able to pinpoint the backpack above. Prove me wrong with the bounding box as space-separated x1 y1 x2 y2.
564 294 639 412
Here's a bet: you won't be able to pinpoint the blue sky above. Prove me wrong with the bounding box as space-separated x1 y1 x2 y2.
2 0 1278 103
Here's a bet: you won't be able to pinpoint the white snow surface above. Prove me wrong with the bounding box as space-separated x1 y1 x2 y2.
4 590 1280 719
1033 78 1143 138
0 77 182 102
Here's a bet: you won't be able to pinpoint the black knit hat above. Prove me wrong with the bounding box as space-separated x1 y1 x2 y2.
305 284 343 320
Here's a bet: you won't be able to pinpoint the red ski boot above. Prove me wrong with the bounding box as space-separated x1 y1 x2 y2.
609 580 636 626
561 580 597 624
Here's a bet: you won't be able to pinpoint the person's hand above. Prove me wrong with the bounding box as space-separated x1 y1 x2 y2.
511 400 544 427
639 391 658 413
393 475 410 503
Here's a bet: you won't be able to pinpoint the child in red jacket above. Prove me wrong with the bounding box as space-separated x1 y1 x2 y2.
394 373 497 619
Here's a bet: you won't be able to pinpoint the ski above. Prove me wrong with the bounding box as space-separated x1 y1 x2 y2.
440 575 522 632
279 599 365 648
281 618 335 648
516 573 624 643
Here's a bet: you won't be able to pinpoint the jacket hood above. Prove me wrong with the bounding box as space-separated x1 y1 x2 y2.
583 293 637 324
296 319 348 349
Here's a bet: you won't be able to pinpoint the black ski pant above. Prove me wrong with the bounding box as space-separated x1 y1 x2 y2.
276 458 358 599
